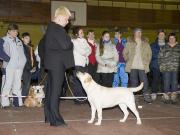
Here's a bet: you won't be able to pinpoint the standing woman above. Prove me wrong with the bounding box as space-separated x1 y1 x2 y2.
158 33 180 104
96 31 119 87
123 28 152 103
71 27 91 103
44 7 74 126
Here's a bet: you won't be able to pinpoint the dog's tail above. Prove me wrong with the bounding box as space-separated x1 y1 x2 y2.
130 82 144 92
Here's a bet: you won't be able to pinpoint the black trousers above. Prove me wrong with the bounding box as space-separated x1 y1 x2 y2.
44 64 66 126
151 68 162 93
87 64 98 83
22 69 31 97
97 73 114 87
69 66 87 98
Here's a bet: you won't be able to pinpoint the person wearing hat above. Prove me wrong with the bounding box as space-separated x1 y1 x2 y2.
43 6 74 126
0 23 26 107
123 28 152 103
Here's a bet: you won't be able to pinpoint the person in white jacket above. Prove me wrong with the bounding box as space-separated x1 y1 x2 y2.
71 27 91 104
0 23 26 107
96 30 119 87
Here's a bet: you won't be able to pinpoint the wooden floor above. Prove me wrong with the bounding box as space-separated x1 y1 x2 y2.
0 97 180 135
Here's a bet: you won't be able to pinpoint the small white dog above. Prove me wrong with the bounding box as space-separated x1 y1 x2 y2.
33 85 45 103
24 85 45 107
76 72 143 126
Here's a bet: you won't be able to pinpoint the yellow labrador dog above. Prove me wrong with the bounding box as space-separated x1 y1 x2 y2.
76 72 143 126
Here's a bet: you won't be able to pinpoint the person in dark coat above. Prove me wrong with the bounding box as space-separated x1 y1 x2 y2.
21 32 36 100
150 30 166 100
43 6 74 127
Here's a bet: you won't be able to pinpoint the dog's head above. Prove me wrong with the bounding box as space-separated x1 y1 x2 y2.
29 85 45 98
76 72 93 85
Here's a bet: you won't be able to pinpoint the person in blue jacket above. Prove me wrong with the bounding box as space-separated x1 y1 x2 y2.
150 29 166 100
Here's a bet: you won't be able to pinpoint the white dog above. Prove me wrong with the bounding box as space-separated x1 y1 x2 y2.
76 72 143 126
33 85 45 103
24 85 45 107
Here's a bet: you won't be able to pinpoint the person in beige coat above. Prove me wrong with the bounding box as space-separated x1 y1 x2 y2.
96 31 119 87
123 28 152 103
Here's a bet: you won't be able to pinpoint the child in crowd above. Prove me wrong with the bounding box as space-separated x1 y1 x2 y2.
21 32 36 101
112 29 128 87
0 23 26 107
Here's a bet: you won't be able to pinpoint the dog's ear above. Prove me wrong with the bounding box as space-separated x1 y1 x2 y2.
40 85 44 89
84 76 92 84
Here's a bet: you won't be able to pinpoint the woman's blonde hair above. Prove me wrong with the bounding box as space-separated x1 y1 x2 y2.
54 6 71 18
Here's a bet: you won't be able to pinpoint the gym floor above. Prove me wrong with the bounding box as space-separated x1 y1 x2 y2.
0 97 180 135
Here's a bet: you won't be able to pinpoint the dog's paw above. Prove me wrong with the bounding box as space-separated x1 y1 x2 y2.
119 119 126 123
136 121 142 125
95 122 101 126
88 120 94 124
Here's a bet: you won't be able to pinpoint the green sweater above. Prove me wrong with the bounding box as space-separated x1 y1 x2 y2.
158 43 180 72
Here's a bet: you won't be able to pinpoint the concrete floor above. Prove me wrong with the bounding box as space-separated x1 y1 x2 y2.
0 97 180 135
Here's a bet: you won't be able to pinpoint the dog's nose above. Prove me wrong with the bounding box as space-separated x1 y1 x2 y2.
37 90 40 93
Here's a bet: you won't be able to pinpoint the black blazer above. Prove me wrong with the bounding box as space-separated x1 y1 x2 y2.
44 22 75 70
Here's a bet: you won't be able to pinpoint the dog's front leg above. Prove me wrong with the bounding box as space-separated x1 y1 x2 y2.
88 104 96 124
95 108 102 126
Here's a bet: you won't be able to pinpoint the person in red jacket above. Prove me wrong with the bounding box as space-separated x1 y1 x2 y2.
86 30 98 82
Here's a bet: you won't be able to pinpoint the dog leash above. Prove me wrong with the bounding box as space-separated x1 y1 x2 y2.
65 72 87 102
36 71 87 102
38 73 47 85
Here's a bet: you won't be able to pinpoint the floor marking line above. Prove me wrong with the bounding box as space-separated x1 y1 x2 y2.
0 116 180 125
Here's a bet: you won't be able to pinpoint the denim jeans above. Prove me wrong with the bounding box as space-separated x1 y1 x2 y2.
112 63 128 87
162 71 178 93
130 69 151 102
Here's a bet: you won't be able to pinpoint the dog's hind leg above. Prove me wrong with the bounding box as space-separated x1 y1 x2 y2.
88 104 96 124
127 103 142 125
95 108 102 126
119 104 129 123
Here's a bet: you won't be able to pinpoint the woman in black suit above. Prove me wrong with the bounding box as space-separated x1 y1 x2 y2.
43 6 74 127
